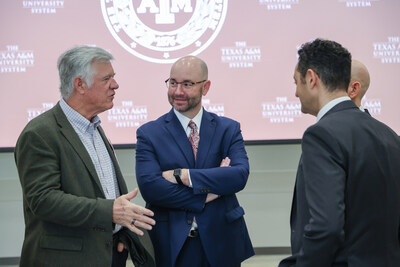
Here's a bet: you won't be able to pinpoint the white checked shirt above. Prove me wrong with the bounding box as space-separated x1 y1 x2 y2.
60 99 120 200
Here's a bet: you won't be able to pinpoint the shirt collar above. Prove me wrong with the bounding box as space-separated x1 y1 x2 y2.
173 107 203 133
60 98 101 133
316 96 351 122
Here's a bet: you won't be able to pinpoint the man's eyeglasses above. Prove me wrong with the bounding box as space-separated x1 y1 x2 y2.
165 78 206 90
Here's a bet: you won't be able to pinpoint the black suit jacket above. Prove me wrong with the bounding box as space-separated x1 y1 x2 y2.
280 100 400 267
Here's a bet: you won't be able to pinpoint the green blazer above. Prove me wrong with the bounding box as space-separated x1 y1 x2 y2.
15 102 152 267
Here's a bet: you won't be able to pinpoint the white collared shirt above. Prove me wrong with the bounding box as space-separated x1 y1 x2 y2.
316 96 351 122
173 107 203 188
173 107 203 137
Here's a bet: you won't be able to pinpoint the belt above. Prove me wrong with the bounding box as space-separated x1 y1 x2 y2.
188 229 199 238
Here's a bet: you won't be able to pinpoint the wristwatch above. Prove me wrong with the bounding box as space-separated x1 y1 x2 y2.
173 168 184 185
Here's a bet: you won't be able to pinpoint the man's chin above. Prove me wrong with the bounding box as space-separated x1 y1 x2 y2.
173 104 188 112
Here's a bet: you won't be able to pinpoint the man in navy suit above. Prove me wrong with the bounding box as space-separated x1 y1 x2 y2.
279 39 400 267
135 56 254 267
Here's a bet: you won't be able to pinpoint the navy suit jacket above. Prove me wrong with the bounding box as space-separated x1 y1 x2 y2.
135 108 254 267
280 100 400 267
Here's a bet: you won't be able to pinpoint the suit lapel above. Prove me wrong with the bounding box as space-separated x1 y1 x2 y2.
196 109 216 168
53 103 105 197
165 109 195 166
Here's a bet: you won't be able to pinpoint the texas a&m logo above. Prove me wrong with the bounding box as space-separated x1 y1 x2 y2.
101 0 228 63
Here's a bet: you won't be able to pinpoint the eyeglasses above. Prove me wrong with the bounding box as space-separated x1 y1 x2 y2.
165 78 206 90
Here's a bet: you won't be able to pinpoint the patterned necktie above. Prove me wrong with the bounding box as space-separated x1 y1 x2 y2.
188 120 200 228
188 120 199 161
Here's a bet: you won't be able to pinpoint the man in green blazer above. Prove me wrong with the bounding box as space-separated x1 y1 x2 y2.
14 46 155 267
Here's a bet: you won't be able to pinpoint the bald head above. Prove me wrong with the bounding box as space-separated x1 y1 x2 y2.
168 56 211 119
347 60 370 107
170 56 208 80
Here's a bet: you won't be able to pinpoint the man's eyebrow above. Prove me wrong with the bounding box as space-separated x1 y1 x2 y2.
170 79 194 82
102 73 116 79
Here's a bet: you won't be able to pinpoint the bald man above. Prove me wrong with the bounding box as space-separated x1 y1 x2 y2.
347 60 371 113
135 56 254 267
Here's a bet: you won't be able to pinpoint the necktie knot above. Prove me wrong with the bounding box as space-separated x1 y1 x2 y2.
188 120 196 130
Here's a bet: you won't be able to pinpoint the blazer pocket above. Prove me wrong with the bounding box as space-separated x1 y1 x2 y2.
225 206 245 223
40 235 83 251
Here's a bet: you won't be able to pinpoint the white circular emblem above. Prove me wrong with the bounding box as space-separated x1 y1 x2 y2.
101 0 228 64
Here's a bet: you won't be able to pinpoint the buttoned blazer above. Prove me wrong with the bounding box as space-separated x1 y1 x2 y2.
135 108 254 267
15 102 133 267
280 100 400 267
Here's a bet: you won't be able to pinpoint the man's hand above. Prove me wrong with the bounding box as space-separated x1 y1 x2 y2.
112 188 155 236
205 193 219 203
220 157 231 167
117 242 127 253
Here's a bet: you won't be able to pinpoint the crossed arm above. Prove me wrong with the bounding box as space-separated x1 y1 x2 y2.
161 157 231 203
136 122 249 211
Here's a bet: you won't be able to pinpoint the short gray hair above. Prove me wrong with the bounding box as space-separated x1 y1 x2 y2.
57 46 114 99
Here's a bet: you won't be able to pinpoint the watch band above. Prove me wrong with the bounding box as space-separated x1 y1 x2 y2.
173 168 184 185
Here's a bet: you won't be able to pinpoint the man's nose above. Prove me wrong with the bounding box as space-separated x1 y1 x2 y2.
174 83 184 94
111 78 119 89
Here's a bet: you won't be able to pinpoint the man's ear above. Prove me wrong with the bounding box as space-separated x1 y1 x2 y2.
347 81 361 100
306 69 318 90
73 76 86 94
202 80 211 96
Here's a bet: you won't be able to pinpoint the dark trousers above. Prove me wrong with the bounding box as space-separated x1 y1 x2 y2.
175 236 210 267
112 244 129 267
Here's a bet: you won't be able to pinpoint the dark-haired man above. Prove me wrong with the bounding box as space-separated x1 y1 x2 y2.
279 39 400 267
